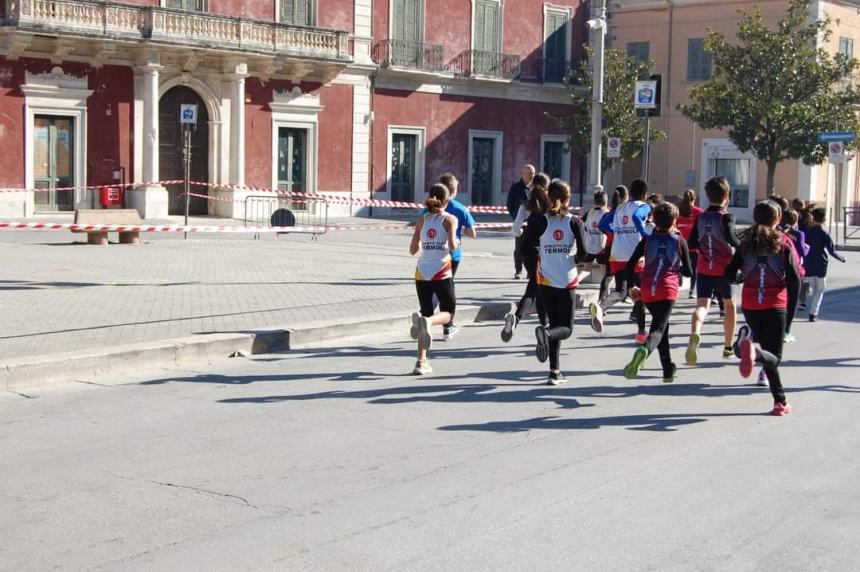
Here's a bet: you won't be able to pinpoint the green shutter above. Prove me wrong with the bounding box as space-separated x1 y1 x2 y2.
393 0 420 42
475 1 498 52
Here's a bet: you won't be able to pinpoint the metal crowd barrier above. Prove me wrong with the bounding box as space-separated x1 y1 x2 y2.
244 194 328 239
842 206 860 244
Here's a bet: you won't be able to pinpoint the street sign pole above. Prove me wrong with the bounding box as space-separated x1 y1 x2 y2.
642 115 651 181
183 126 191 240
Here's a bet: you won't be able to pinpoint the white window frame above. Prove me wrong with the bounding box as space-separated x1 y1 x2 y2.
386 125 426 204
274 0 317 26
388 0 425 44
540 134 571 180
21 70 92 215
701 138 758 223
542 3 573 84
471 0 504 53
467 129 504 206
160 0 209 11
270 90 323 194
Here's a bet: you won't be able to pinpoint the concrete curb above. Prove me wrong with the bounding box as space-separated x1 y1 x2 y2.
0 301 522 393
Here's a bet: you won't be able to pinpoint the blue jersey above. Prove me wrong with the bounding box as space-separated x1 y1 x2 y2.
442 199 475 262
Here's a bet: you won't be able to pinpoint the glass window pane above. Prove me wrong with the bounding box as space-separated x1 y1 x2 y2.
34 118 50 180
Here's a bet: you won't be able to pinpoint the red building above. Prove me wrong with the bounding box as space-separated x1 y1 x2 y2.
0 0 585 219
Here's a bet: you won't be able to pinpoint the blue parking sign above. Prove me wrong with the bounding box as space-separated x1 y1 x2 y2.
180 104 198 125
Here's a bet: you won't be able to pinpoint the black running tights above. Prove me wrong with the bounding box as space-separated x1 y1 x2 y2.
515 255 547 324
538 285 576 371
743 309 787 404
644 300 675 370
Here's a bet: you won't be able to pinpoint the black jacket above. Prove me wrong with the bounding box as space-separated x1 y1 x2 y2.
506 180 530 219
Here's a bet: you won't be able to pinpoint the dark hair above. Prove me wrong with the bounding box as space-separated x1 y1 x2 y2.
800 203 816 228
784 208 799 227
547 179 572 216
812 207 827 223
646 192 664 206
791 198 805 212
612 185 629 209
652 202 678 232
593 189 607 207
439 172 457 194
678 189 697 218
768 193 789 213
705 176 730 205
426 183 450 214
739 201 782 257
526 173 551 214
630 178 649 201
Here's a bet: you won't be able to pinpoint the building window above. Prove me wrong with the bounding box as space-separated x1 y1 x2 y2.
627 41 650 64
839 37 854 89
278 127 308 194
164 0 208 11
544 7 571 83
473 0 501 53
468 130 503 206
280 0 314 26
390 0 424 67
387 127 425 204
541 135 570 181
687 38 712 82
33 116 75 212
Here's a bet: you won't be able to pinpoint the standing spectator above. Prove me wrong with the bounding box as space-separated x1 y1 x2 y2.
507 164 536 279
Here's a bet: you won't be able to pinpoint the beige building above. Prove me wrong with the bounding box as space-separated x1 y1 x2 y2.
606 0 860 222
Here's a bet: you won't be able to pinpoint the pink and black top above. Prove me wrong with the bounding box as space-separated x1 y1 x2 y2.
724 239 802 311
626 231 693 303
688 208 738 277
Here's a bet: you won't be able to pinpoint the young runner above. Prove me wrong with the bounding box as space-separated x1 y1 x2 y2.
437 173 477 340
685 176 739 364
726 201 801 416
595 187 627 303
589 178 651 342
781 209 808 343
676 189 704 298
623 202 693 383
519 179 588 385
582 189 610 299
410 184 460 375
802 207 847 322
502 173 551 342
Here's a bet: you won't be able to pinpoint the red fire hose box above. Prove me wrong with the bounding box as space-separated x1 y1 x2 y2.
99 186 124 208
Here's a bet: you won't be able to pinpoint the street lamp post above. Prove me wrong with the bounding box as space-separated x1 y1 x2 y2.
588 0 607 194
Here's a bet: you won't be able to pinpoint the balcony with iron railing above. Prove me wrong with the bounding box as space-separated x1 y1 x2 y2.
4 0 352 61
373 39 445 73
517 58 576 84
447 50 521 81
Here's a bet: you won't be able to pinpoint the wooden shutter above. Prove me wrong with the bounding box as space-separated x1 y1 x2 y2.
393 0 420 42
475 1 499 53
282 0 311 25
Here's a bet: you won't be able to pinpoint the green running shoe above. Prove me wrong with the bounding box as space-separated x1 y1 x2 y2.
685 333 701 366
624 346 649 380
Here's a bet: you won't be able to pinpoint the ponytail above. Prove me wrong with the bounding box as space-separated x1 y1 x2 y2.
426 183 450 214
739 201 782 257
526 173 551 214
678 189 696 218
546 179 572 216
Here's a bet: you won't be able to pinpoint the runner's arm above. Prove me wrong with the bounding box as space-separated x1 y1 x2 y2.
625 238 646 277
571 217 587 263
724 249 744 283
785 245 801 327
409 217 423 255
464 211 478 239
826 233 847 262
598 209 615 235
723 213 740 248
679 237 693 277
444 215 460 252
633 203 651 238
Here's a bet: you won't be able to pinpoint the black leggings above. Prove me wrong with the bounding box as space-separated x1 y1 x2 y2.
539 285 576 370
602 271 646 331
417 279 456 318
743 309 787 404
644 300 675 372
689 252 699 291
515 255 547 324
784 281 801 334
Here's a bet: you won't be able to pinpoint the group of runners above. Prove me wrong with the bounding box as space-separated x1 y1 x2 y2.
408 168 846 416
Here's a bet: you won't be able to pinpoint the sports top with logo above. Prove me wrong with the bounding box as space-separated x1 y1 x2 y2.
584 206 609 255
696 210 734 276
537 214 580 289
737 242 792 310
639 232 684 303
415 213 453 281
610 200 645 262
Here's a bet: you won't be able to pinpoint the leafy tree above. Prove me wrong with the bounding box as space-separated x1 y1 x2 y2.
550 48 665 176
680 0 860 194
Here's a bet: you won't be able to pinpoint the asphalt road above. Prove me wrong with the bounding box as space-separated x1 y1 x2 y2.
2 288 860 570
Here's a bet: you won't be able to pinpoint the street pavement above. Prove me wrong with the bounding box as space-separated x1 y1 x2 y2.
2 277 860 570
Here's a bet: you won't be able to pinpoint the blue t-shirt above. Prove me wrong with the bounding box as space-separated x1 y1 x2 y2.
423 199 475 262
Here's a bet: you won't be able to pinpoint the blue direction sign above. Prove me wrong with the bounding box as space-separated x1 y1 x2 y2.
817 131 855 143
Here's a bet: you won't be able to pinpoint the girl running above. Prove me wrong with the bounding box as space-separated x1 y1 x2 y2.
581 189 610 300
520 179 588 385
725 201 801 416
676 189 703 298
409 184 460 375
502 173 551 342
623 203 693 383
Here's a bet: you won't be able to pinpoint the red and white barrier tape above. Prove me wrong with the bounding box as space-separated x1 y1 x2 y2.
0 181 185 194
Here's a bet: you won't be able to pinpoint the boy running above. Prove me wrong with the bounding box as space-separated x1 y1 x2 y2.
802 207 847 322
437 173 477 340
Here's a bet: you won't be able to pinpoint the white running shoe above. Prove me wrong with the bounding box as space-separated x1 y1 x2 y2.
548 370 567 386
589 302 604 334
417 317 432 351
501 313 517 343
409 312 421 340
443 324 460 341
756 369 769 387
413 359 433 375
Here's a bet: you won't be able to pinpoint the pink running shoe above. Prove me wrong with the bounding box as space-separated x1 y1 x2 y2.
772 401 792 416
635 332 648 345
738 338 754 378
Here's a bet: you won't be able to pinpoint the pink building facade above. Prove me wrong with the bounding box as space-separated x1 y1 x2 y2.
0 0 585 218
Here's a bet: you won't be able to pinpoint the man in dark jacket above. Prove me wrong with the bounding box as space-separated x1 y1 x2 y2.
507 164 535 279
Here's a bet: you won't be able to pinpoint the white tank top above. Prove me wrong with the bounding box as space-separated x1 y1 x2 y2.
415 213 453 281
610 200 645 263
537 214 580 289
584 206 608 255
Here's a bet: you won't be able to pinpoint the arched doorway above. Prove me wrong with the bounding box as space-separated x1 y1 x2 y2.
159 86 209 215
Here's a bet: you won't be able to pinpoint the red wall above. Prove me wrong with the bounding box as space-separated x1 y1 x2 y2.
318 0 354 31
244 78 353 192
372 89 580 204
0 56 26 188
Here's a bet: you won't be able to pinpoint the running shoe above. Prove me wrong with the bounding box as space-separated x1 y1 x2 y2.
634 331 648 345
412 359 433 376
443 324 460 341
756 369 769 387
535 326 550 363
733 325 751 358
417 316 432 352
500 313 517 343
722 346 735 359
771 401 792 416
783 332 796 343
409 312 421 340
588 302 604 334
624 346 649 380
809 314 818 322
514 272 523 280
719 309 726 318
738 338 755 379
662 363 677 384
548 370 567 386
685 333 701 366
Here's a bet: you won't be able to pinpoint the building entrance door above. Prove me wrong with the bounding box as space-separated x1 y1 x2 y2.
702 139 757 223
159 86 209 216
33 116 75 212
471 137 495 205
390 133 417 202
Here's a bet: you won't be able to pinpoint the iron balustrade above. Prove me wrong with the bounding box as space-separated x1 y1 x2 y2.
373 40 446 72
448 50 521 80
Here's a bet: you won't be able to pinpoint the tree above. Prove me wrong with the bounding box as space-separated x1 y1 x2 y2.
550 48 665 176
679 0 860 194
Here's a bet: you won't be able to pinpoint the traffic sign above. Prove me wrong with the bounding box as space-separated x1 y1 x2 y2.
607 137 622 158
634 80 657 110
829 141 846 164
180 104 198 125
817 131 855 143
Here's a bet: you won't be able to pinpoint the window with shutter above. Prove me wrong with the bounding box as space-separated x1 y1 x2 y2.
474 1 499 53
165 0 207 11
544 10 569 83
391 0 422 66
627 42 650 64
280 0 313 26
687 38 712 82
